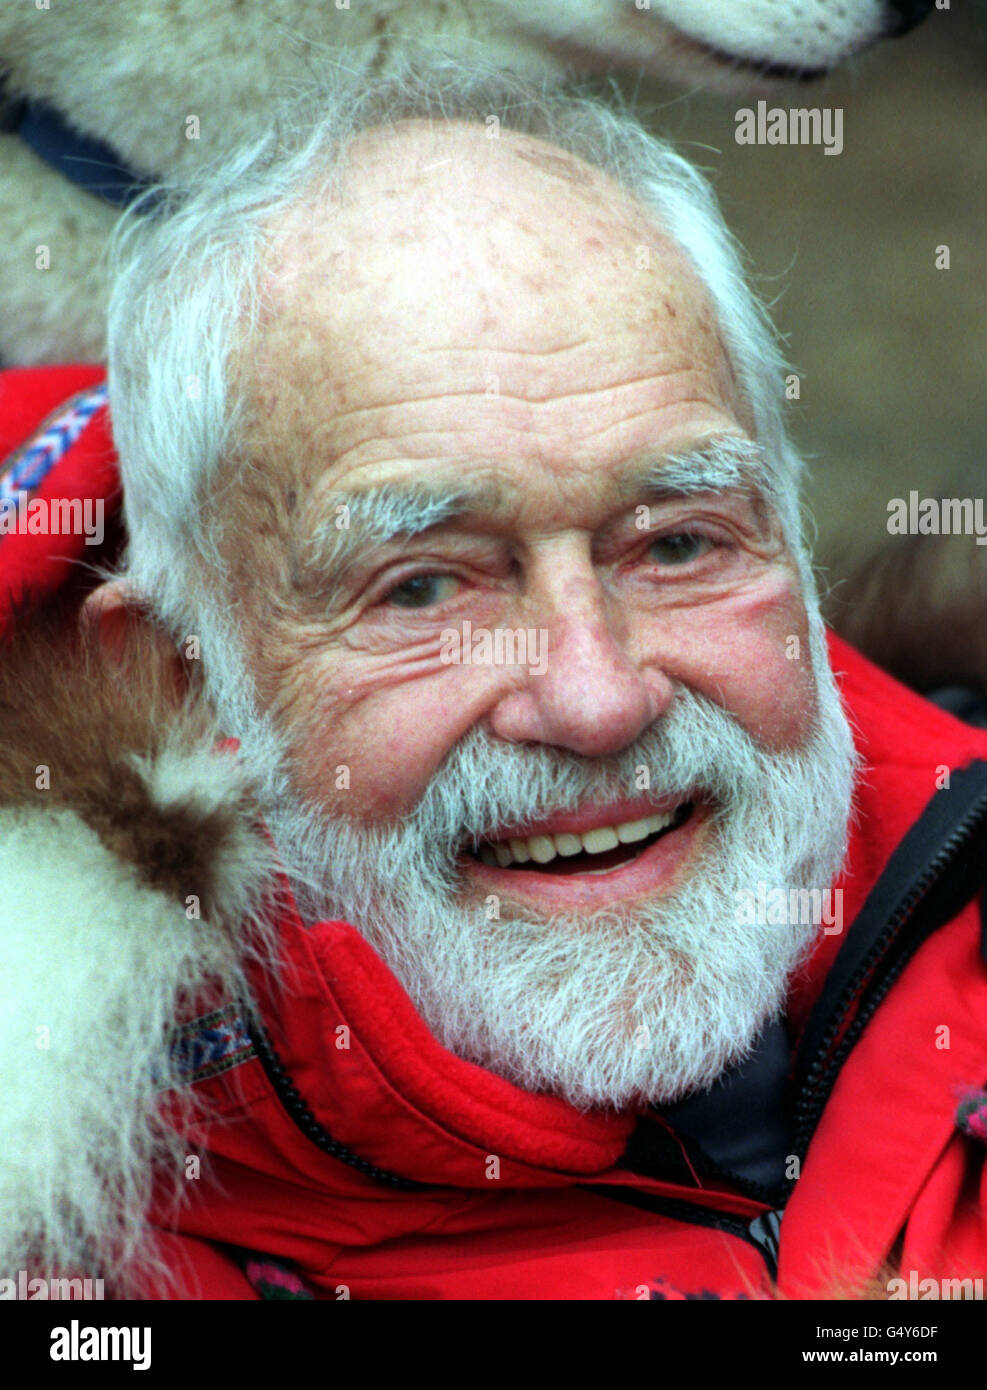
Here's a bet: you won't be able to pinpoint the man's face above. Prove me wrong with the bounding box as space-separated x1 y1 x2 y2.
212 122 853 1108
235 121 816 913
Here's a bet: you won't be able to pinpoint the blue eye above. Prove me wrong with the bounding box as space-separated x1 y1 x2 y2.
648 532 711 566
385 573 458 608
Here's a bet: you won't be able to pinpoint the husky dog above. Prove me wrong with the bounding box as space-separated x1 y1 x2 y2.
0 0 932 366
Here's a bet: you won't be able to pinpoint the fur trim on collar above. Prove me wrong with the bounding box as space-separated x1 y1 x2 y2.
0 602 275 1292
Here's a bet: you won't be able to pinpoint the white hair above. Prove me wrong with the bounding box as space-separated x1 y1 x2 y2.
106 51 812 657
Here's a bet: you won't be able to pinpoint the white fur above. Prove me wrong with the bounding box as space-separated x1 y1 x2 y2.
0 137 115 366
505 0 887 78
0 749 272 1291
649 0 885 69
0 0 903 364
131 740 274 936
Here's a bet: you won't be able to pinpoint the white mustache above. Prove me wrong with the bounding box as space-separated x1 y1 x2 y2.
275 683 847 924
394 685 810 861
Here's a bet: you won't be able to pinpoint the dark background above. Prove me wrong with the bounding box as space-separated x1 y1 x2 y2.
622 2 986 590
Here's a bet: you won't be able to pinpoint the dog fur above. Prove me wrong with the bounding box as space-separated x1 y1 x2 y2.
0 602 275 1291
828 533 987 698
0 0 911 366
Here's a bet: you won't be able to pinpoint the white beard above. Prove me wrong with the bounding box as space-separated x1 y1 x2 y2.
253 649 857 1114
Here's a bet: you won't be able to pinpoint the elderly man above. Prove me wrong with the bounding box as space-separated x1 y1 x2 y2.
1 63 986 1303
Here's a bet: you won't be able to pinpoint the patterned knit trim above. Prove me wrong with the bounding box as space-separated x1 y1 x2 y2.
167 1003 255 1086
0 383 109 502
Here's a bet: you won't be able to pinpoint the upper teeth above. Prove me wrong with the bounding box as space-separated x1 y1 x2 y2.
477 811 678 868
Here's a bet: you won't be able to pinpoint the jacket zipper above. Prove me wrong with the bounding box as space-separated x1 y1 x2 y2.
788 785 987 1164
578 1183 782 1282
245 1008 429 1191
249 1008 782 1276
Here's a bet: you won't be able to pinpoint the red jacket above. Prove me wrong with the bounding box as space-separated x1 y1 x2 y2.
3 367 987 1301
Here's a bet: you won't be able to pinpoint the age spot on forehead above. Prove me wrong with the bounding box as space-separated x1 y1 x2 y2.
511 145 596 187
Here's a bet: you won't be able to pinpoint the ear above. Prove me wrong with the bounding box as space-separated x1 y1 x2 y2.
80 579 190 701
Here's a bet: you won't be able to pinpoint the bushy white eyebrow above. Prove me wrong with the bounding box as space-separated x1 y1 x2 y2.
329 484 469 547
627 436 775 503
299 480 500 599
297 436 775 601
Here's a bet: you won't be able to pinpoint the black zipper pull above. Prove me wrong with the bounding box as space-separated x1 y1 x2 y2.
746 1207 783 1283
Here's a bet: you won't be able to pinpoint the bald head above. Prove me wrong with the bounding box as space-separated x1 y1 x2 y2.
244 120 750 497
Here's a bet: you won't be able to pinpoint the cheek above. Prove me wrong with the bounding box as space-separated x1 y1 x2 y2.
273 649 498 820
662 582 818 751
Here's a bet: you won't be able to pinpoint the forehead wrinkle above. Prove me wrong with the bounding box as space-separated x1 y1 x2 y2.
510 144 597 187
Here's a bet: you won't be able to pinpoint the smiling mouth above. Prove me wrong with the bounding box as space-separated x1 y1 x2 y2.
468 802 694 878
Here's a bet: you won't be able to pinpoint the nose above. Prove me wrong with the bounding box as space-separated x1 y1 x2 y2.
884 0 934 38
487 578 674 759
